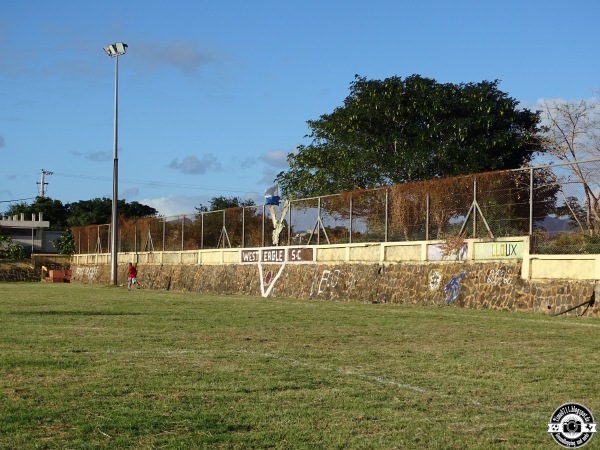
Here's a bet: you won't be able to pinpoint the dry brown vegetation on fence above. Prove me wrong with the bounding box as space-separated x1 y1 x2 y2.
71 161 598 254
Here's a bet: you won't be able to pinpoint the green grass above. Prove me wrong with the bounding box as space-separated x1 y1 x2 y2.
0 283 599 449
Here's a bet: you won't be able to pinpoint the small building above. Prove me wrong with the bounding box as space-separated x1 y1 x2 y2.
0 213 63 254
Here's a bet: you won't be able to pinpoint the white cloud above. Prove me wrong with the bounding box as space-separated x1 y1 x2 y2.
139 195 209 217
86 151 112 162
240 156 256 169
121 187 140 200
259 148 292 168
136 40 220 75
253 147 294 188
258 167 279 186
168 154 222 175
140 192 266 217
70 150 112 162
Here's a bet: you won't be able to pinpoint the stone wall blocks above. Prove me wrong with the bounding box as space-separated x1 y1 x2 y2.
57 261 600 318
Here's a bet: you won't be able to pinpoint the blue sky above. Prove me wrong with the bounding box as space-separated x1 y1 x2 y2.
1 0 599 217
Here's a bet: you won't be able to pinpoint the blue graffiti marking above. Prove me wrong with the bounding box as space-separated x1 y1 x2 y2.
444 271 466 305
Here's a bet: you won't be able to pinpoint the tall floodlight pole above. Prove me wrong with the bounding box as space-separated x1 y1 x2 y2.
103 42 128 286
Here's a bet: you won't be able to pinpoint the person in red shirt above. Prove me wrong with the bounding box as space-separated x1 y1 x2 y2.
127 262 137 291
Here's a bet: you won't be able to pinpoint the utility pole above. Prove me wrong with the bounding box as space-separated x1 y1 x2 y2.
37 169 53 198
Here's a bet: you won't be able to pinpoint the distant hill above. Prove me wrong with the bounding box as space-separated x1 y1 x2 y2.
536 216 577 235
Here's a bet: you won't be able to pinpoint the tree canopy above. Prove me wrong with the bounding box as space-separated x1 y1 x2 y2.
2 197 158 230
2 197 70 230
67 198 158 227
195 196 256 212
276 74 545 198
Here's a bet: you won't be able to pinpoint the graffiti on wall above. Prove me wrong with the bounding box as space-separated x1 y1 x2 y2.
264 270 273 285
258 263 286 298
75 266 98 280
429 269 442 291
310 268 341 297
486 267 514 285
444 271 466 305
427 243 468 261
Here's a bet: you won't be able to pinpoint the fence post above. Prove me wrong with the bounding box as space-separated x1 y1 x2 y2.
385 189 389 242
426 191 430 241
288 202 292 246
261 205 265 247
317 197 321 245
242 207 245 248
529 167 533 235
201 213 204 250
181 215 185 251
162 217 166 252
349 195 353 244
473 179 477 238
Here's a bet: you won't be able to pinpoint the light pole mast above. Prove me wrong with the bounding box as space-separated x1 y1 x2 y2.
103 42 128 286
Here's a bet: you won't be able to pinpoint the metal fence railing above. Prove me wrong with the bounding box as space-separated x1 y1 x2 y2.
71 159 600 255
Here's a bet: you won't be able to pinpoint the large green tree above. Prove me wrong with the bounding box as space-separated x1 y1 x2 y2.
276 74 545 198
2 197 69 230
2 197 158 229
195 196 256 212
67 198 158 227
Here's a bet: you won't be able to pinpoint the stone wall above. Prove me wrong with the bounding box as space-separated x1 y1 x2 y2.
71 261 599 318
0 255 70 283
0 264 39 282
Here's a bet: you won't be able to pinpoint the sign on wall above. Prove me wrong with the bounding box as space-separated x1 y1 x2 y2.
474 241 524 259
240 247 315 264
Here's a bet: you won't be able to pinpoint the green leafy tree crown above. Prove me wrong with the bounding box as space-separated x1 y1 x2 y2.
276 74 544 198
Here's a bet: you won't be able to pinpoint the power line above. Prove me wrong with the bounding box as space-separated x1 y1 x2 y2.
0 197 37 204
52 172 257 194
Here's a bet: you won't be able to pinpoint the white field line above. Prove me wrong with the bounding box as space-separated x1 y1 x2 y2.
13 346 493 408
93 347 429 394
238 349 484 406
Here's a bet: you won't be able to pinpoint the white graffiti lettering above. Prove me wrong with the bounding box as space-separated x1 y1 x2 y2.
318 270 331 295
75 266 98 280
314 269 341 296
486 268 513 285
330 269 340 288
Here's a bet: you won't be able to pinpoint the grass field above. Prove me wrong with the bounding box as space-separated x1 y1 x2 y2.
0 283 599 449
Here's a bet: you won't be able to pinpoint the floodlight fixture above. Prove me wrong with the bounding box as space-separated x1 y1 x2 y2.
103 42 128 58
103 42 127 286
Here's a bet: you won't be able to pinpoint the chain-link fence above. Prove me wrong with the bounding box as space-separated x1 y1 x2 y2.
72 159 600 255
